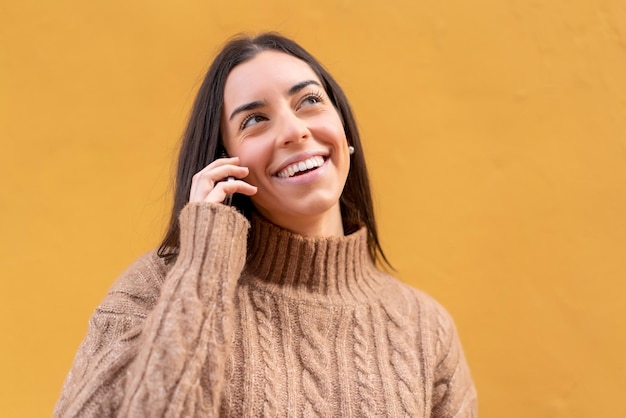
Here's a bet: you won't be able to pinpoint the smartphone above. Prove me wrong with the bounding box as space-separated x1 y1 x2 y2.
220 150 235 206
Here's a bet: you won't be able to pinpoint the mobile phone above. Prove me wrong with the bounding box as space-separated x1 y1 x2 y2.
220 150 235 206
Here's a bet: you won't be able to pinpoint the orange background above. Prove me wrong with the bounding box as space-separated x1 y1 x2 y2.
2 1 626 417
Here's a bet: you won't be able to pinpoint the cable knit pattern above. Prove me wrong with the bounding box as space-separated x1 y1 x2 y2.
353 306 378 416
298 304 332 417
250 291 278 417
55 203 477 417
383 303 423 417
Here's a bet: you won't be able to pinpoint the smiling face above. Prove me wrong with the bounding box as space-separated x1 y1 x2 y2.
221 50 350 236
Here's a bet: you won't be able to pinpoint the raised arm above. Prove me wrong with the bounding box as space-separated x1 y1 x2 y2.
55 203 249 418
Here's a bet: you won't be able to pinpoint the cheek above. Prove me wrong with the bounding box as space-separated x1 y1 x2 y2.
316 112 346 142
235 139 274 183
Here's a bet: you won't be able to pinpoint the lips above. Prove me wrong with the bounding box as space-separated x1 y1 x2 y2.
276 156 326 178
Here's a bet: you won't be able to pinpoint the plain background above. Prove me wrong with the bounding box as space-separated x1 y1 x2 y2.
1 0 625 416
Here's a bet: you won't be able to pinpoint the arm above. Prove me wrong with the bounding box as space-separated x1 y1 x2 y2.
431 304 478 418
55 202 249 418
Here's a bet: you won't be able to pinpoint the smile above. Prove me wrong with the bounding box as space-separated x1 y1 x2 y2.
275 156 326 178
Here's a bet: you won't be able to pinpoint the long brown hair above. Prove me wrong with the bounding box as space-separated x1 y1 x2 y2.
158 32 391 268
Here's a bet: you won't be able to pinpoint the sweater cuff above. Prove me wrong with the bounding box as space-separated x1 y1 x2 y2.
177 202 250 265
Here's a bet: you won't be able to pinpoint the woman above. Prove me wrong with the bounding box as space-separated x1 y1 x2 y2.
55 33 477 417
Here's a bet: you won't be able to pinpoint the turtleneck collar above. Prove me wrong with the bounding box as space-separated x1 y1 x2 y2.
242 213 388 305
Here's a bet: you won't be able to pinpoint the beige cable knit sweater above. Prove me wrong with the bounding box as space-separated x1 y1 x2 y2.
55 202 477 417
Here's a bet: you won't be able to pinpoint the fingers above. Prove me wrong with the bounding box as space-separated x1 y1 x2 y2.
189 157 257 204
192 157 248 185
207 180 258 204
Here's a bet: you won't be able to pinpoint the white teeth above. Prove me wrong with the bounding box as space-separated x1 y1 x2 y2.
277 156 325 178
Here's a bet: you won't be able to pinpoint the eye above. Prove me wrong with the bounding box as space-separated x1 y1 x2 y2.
240 114 267 130
299 92 324 109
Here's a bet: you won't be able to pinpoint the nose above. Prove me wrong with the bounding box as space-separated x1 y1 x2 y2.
275 109 310 147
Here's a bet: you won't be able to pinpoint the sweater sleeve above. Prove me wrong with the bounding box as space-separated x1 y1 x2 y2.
430 301 478 418
54 202 250 418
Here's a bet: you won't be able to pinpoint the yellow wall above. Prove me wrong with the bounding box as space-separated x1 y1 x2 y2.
2 1 625 416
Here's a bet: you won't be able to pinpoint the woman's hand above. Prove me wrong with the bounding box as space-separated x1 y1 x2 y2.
189 157 257 203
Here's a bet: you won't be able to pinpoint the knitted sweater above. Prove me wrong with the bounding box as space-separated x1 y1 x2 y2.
55 202 477 417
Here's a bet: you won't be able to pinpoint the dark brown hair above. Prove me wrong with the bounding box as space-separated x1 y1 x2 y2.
158 32 391 267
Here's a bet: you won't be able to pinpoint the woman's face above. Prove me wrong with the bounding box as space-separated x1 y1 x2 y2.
221 50 350 236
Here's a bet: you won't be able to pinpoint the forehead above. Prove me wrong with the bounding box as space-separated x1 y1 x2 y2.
223 51 321 108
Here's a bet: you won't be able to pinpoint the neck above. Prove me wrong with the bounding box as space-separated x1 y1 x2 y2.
243 213 387 305
254 203 344 237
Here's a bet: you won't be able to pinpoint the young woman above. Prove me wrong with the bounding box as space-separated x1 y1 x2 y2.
55 33 477 417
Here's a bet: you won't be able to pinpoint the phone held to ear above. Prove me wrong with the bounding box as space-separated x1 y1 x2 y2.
223 177 235 206
221 150 235 206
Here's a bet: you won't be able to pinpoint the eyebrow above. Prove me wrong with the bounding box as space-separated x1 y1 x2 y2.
228 80 322 121
228 100 266 121
287 80 321 96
